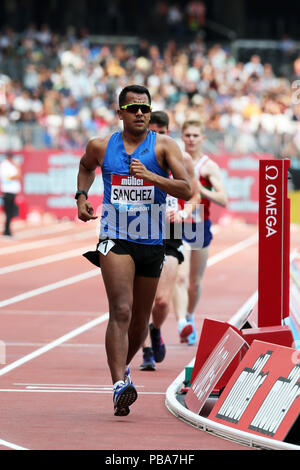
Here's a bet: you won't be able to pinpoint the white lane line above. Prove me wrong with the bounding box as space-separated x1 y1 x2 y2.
0 438 28 450
0 389 164 395
0 233 258 308
0 246 92 275
0 230 258 451
0 312 109 377
16 384 144 390
207 233 258 267
0 229 95 255
0 309 101 316
17 383 114 388
0 269 99 308
0 232 257 275
13 221 75 240
0 232 258 377
7 342 104 347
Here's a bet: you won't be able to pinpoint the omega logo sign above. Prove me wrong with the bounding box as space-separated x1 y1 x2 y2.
265 165 279 238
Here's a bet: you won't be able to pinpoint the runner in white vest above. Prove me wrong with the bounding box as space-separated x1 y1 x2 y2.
139 111 199 371
173 119 228 345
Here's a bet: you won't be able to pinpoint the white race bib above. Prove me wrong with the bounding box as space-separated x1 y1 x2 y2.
111 174 154 206
166 194 178 211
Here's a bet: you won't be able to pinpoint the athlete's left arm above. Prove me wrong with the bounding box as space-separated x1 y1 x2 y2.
130 136 192 200
201 160 228 207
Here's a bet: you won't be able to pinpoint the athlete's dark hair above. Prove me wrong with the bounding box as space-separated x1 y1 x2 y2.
149 111 169 129
118 85 151 108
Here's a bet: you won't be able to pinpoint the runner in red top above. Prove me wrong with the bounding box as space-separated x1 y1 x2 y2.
140 111 199 370
173 119 228 345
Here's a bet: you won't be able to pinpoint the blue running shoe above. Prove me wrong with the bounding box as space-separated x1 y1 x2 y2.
113 381 138 416
186 317 197 346
149 323 166 363
140 347 156 371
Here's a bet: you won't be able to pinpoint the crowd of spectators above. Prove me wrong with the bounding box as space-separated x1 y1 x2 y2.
1 20 300 159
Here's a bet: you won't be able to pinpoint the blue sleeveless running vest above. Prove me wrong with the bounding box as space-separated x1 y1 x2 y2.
100 130 168 245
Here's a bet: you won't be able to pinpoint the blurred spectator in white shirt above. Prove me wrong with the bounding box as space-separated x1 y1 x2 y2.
0 153 21 236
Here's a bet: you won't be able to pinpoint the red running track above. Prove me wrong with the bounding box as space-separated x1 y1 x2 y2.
0 218 299 450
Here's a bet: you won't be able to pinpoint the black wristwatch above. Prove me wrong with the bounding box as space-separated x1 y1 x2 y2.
75 190 88 200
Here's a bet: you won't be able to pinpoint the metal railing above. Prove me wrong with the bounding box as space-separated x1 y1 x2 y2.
0 122 297 157
0 123 47 151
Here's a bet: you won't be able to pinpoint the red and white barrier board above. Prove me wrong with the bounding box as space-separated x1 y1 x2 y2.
185 325 248 414
209 340 300 443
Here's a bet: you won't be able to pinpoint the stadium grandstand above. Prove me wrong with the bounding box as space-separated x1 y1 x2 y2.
0 0 300 161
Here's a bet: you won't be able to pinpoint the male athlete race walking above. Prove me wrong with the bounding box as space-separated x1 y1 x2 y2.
76 85 192 416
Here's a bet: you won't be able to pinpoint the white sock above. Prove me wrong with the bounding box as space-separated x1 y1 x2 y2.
186 312 195 322
178 318 187 330
113 380 125 389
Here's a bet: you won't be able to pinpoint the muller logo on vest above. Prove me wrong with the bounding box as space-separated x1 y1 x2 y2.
111 174 154 204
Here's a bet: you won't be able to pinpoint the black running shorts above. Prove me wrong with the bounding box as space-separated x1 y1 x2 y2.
83 239 165 278
165 238 184 264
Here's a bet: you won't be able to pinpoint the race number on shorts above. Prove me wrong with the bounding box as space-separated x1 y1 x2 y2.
97 239 115 256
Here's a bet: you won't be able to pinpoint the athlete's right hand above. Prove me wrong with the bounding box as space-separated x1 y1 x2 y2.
77 200 98 222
